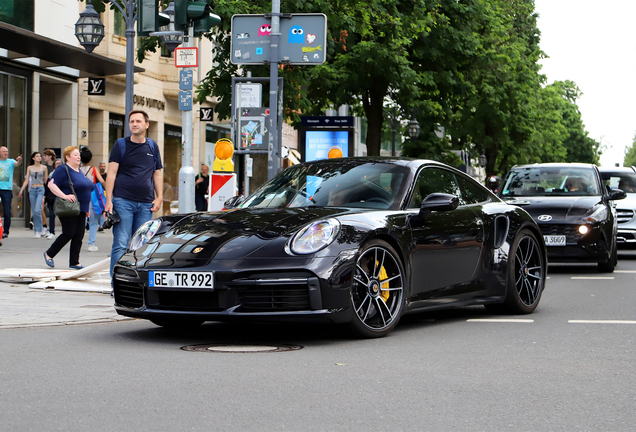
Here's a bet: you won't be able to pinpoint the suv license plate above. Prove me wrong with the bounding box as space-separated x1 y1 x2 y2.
149 271 214 289
543 235 566 246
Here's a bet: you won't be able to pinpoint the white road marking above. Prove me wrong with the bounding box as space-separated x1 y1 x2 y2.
570 276 615 280
614 270 636 273
467 319 534 323
569 320 636 324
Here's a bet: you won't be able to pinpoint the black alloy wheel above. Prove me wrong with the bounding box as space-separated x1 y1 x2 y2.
488 229 545 314
349 240 405 338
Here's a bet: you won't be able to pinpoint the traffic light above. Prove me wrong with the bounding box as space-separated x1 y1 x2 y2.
137 0 171 37
174 0 221 35
193 11 221 37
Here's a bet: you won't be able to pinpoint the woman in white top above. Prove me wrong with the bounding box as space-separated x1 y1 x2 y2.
18 152 48 238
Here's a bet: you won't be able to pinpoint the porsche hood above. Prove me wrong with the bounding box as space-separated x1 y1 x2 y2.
132 207 354 264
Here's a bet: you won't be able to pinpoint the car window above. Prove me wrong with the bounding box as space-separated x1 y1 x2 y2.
501 166 600 197
241 161 410 210
408 167 461 208
455 174 493 205
601 171 636 193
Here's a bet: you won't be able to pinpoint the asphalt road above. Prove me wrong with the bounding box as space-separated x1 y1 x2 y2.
2 253 636 431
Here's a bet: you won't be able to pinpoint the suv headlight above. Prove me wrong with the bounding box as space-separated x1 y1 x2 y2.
129 219 162 251
583 206 608 223
290 219 340 254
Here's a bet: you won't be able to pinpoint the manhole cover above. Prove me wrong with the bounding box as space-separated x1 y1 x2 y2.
181 344 303 353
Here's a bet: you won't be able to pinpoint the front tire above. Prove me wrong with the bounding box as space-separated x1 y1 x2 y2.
493 229 546 314
598 244 617 273
349 240 405 338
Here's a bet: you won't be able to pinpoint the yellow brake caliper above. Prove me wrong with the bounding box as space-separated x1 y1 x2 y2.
376 261 390 302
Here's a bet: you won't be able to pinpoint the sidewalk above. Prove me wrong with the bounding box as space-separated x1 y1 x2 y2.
0 224 129 328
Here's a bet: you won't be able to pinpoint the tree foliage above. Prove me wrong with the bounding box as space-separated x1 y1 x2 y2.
125 0 601 176
624 135 636 167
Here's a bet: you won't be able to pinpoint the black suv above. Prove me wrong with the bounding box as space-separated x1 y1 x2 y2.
499 163 625 272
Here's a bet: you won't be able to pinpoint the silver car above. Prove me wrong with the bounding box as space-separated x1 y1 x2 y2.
600 166 636 248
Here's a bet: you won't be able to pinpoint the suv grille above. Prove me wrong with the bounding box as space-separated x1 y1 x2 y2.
616 209 634 224
539 224 581 243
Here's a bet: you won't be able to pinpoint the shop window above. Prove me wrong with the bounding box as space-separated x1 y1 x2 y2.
0 0 34 31
108 114 125 153
114 10 126 37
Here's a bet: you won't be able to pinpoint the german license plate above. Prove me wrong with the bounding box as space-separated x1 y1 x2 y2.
543 235 566 246
149 271 214 289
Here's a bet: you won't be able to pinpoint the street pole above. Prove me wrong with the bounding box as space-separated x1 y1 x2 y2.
178 24 196 213
391 107 396 157
267 0 281 180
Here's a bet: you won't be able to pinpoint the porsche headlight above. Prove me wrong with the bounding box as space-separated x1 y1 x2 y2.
290 219 340 255
583 206 608 223
129 219 162 251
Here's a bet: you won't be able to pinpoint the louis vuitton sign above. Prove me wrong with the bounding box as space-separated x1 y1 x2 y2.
133 94 166 111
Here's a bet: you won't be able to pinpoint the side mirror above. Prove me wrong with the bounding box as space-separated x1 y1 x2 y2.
420 193 459 215
224 195 245 209
608 189 626 201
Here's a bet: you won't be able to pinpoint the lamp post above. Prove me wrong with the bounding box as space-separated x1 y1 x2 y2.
75 0 136 136
385 107 421 156
478 154 487 168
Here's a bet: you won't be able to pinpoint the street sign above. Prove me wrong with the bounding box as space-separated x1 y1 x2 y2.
178 91 193 111
179 69 193 90
237 83 262 108
175 47 198 67
230 14 327 65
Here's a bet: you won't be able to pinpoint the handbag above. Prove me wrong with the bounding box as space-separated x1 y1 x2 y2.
53 164 81 218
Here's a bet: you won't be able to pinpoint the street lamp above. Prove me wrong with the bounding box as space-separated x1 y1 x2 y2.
74 0 104 53
478 154 487 167
408 118 420 140
75 0 136 136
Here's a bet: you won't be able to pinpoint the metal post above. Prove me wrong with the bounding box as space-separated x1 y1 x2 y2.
391 107 396 157
178 25 196 213
267 0 281 180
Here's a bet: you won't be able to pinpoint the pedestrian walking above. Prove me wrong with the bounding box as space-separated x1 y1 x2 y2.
104 110 163 279
79 147 106 252
43 146 94 269
41 148 56 233
0 146 23 238
18 152 48 238
195 164 210 211
98 161 107 183
44 159 62 239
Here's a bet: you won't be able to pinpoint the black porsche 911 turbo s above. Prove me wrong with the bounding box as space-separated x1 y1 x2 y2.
113 157 547 337
499 163 626 272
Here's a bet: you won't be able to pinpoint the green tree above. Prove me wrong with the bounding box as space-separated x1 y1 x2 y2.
624 135 636 166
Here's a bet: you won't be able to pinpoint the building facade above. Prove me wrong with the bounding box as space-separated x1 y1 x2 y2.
0 0 225 224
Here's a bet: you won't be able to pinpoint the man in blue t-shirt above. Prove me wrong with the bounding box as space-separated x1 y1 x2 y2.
104 110 163 279
0 146 23 238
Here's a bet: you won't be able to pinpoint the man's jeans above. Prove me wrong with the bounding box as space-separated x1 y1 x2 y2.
110 197 153 278
0 189 12 233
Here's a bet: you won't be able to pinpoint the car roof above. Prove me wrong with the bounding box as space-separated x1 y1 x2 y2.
510 162 597 169
598 166 636 172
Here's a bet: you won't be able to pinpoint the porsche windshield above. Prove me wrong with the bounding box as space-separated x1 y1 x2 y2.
501 166 600 197
241 161 409 209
